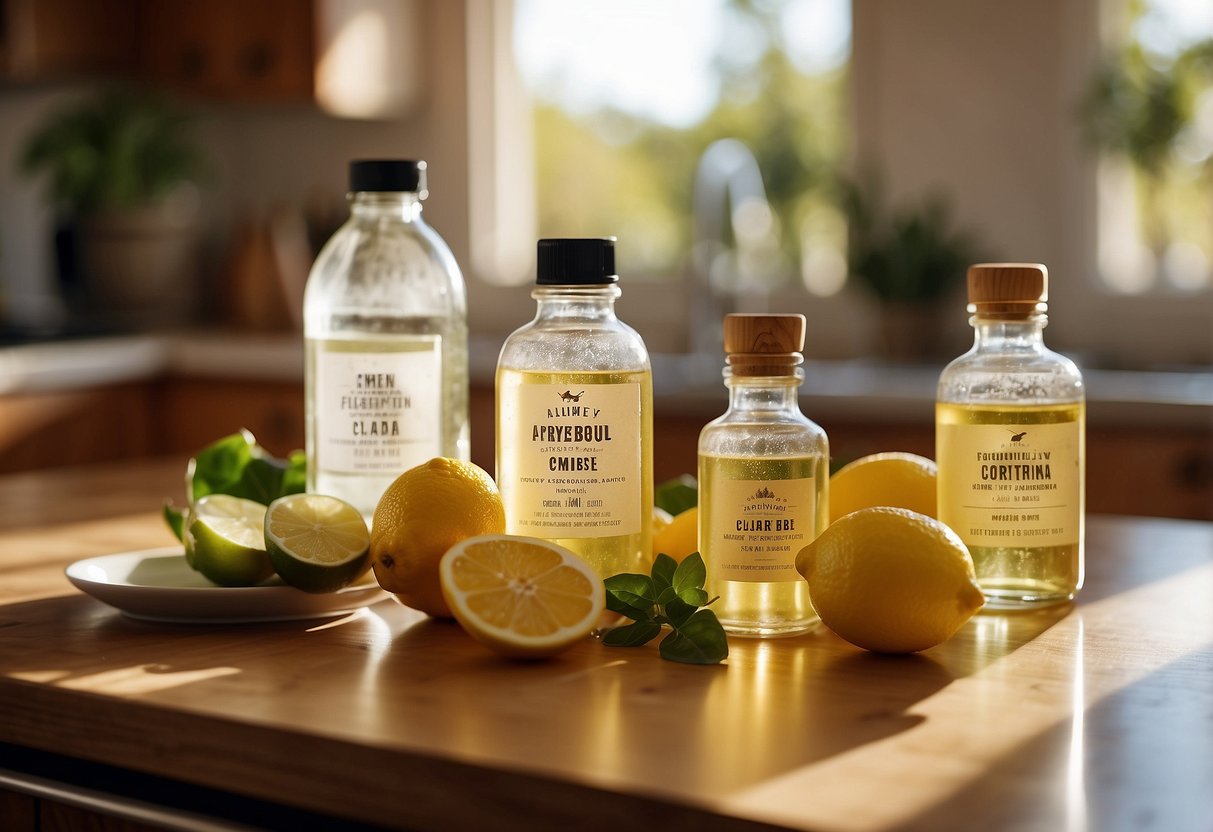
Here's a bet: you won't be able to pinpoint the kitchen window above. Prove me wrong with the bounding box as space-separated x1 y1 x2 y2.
508 0 851 298
1089 0 1213 295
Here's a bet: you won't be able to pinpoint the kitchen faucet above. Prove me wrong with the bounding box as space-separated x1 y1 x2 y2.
690 138 780 360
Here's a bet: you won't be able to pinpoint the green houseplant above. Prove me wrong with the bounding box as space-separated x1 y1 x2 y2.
19 85 207 322
838 177 983 360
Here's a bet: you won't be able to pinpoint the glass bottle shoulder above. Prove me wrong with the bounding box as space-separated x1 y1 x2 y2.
497 314 651 374
698 397 828 459
304 212 466 331
937 342 1084 405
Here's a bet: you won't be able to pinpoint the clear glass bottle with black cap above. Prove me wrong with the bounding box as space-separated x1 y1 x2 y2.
495 238 653 581
304 159 468 519
936 263 1085 609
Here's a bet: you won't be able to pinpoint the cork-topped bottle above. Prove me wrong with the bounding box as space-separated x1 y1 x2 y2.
936 263 1085 609
697 313 829 636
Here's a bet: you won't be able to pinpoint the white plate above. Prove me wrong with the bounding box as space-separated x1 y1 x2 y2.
65 547 389 624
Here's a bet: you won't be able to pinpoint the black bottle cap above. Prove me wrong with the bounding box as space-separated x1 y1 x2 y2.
536 238 619 285
349 160 427 196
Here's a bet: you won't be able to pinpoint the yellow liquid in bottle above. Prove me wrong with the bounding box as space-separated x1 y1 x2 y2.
936 401 1085 609
496 368 653 581
699 453 826 636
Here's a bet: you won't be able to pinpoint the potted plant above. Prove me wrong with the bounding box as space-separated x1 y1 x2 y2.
838 177 983 361
19 85 207 324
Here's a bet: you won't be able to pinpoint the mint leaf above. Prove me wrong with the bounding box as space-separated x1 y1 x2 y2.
166 430 306 541
659 610 729 664
604 573 657 620
654 475 697 516
651 553 677 594
600 549 727 665
672 552 707 597
602 620 662 647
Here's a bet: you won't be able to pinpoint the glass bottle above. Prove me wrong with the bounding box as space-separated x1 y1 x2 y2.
495 238 653 581
698 313 829 637
304 159 468 518
936 263 1085 609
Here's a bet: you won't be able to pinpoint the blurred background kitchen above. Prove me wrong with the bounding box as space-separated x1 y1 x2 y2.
0 0 1209 518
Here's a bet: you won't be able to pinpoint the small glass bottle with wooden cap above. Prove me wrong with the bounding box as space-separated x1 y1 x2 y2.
698 313 829 636
936 263 1085 609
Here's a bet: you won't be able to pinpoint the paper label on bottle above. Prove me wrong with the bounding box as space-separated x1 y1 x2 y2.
313 337 441 475
709 477 816 583
500 382 642 539
937 420 1082 549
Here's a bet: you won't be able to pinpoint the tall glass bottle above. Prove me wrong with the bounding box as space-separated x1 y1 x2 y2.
304 159 468 518
495 238 653 580
698 314 829 637
936 263 1085 609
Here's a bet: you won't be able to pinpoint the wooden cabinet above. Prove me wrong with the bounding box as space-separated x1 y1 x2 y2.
140 0 315 101
1 0 314 101
0 0 138 79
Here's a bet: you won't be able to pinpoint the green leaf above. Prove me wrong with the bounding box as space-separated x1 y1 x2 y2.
651 553 677 594
167 430 306 540
664 595 697 627
677 587 710 608
163 503 185 542
672 552 707 595
654 475 698 516
602 620 662 647
660 610 729 665
604 573 657 619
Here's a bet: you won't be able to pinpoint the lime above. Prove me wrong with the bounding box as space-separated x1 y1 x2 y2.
265 494 371 593
185 495 273 587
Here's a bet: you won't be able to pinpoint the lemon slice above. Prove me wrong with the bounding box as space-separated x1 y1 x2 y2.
185 494 272 587
265 494 371 593
439 535 604 658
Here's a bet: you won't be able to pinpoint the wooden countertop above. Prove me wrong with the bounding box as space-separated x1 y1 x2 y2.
1 459 1211 831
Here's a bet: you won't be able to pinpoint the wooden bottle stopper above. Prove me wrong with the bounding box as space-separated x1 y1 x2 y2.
723 313 805 376
967 263 1048 319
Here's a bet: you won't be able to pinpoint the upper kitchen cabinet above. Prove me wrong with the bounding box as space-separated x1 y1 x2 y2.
140 0 315 102
0 0 139 80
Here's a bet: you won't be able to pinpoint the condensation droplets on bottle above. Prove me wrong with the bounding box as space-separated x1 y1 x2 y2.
494 238 654 582
935 263 1085 609
304 160 469 519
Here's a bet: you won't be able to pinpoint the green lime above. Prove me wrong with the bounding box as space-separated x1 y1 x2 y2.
185 495 273 587
264 494 371 593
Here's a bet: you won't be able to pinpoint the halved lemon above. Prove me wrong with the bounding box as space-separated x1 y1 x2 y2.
439 535 604 659
265 493 371 593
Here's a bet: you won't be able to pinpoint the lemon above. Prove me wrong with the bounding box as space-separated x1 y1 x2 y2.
652 506 698 563
829 452 937 523
795 507 984 653
439 535 604 659
370 458 506 618
185 495 273 587
265 494 371 593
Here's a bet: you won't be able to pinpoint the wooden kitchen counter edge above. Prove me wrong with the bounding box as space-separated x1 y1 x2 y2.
1 457 1212 831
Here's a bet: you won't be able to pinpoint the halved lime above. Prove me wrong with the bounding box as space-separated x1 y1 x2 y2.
265 494 371 593
185 495 273 587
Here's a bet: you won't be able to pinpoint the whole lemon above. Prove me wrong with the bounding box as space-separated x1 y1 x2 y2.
796 507 984 653
371 458 506 618
829 452 937 523
653 506 698 564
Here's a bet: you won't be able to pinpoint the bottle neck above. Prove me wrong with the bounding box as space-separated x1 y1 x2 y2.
970 313 1048 354
349 191 423 222
532 285 622 324
724 371 804 415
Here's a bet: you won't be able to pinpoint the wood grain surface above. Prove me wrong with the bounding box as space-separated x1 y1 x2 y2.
1 458 1211 831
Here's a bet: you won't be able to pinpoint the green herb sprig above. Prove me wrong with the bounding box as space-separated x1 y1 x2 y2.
602 553 728 665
